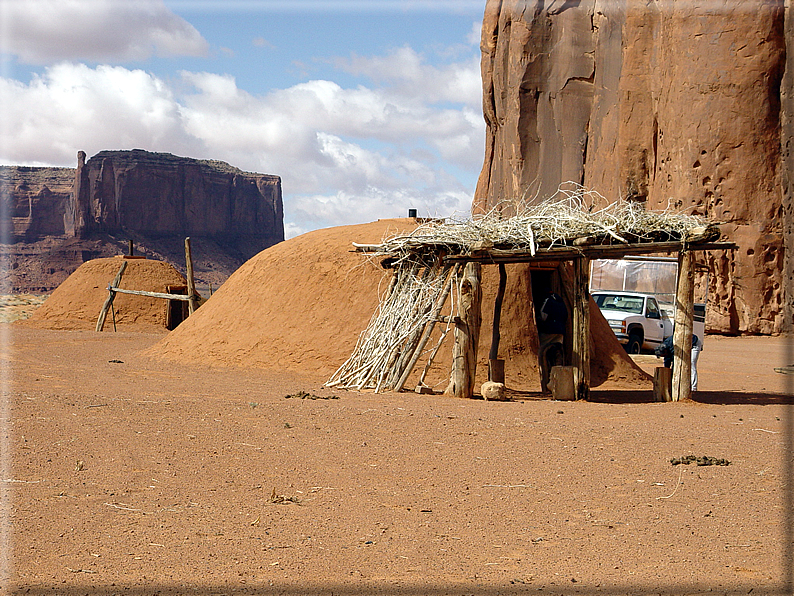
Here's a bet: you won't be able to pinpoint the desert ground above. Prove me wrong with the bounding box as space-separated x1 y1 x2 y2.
3 323 793 595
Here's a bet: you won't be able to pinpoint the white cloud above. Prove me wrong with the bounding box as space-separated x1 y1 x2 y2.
252 37 274 49
467 20 482 46
334 46 482 108
0 44 484 234
0 0 208 64
0 63 199 164
286 186 472 234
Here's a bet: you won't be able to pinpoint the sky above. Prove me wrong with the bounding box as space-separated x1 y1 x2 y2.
0 0 487 238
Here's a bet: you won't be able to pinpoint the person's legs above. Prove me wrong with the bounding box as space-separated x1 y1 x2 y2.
690 345 700 391
538 333 564 392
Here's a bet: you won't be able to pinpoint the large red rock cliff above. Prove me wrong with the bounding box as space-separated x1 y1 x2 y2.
70 150 283 259
475 0 790 335
1 150 283 293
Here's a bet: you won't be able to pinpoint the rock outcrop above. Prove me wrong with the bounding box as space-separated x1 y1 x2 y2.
475 0 789 335
70 150 283 259
1 150 284 293
0 166 74 241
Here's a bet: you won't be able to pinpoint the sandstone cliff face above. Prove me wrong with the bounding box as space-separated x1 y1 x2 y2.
1 150 284 293
70 150 283 260
0 166 74 241
476 0 788 335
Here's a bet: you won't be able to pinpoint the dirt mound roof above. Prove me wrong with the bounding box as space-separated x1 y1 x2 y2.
148 219 648 391
20 257 188 332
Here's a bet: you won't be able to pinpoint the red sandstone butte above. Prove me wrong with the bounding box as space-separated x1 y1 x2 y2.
475 0 790 335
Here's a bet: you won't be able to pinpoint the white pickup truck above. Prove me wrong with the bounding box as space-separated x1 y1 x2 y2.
591 291 672 354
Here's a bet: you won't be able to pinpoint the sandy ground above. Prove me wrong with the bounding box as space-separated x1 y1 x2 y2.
3 326 793 595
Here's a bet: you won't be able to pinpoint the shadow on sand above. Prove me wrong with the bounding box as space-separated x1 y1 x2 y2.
504 389 793 405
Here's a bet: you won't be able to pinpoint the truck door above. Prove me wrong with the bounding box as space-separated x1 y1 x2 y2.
645 297 665 344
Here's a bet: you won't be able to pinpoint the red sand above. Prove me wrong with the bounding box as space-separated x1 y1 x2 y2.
7 325 792 594
147 220 647 392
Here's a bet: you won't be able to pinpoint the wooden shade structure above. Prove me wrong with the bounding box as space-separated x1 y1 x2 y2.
329 193 735 402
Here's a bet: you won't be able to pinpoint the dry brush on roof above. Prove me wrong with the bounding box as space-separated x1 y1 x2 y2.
356 184 717 265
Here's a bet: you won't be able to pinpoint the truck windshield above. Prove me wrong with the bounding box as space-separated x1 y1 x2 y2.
593 294 644 314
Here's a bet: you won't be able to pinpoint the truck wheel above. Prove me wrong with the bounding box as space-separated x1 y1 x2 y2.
626 333 642 354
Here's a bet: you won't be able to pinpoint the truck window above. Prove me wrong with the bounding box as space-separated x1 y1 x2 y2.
646 298 660 319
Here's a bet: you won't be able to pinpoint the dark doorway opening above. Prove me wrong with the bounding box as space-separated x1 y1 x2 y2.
165 285 189 330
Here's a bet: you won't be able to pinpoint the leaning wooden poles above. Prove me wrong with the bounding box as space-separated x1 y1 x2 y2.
96 261 128 332
326 261 458 391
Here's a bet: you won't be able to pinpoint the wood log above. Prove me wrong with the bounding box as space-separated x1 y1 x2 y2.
653 367 673 402
488 359 505 384
415 321 453 390
672 250 695 401
445 262 482 399
96 261 128 332
436 315 463 325
571 257 591 400
109 287 194 301
549 366 576 401
442 241 737 264
185 237 198 315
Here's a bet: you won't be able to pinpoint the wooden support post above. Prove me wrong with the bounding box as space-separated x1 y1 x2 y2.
96 261 128 332
549 366 576 401
571 257 590 400
489 263 507 382
489 264 507 361
445 262 482 399
654 367 673 402
672 250 695 401
184 237 198 315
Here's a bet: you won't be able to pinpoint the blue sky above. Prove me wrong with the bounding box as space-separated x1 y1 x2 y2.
0 0 486 237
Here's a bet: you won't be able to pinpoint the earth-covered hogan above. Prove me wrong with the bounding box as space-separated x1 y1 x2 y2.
146 215 654 394
19 257 197 333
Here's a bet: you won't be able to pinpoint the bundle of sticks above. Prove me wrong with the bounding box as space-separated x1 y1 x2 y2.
326 259 460 392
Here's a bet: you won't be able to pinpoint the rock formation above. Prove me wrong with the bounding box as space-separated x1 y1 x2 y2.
0 166 74 241
69 150 283 259
475 0 789 335
1 150 284 293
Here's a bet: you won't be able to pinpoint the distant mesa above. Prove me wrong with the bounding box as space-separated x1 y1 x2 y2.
1 149 284 293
